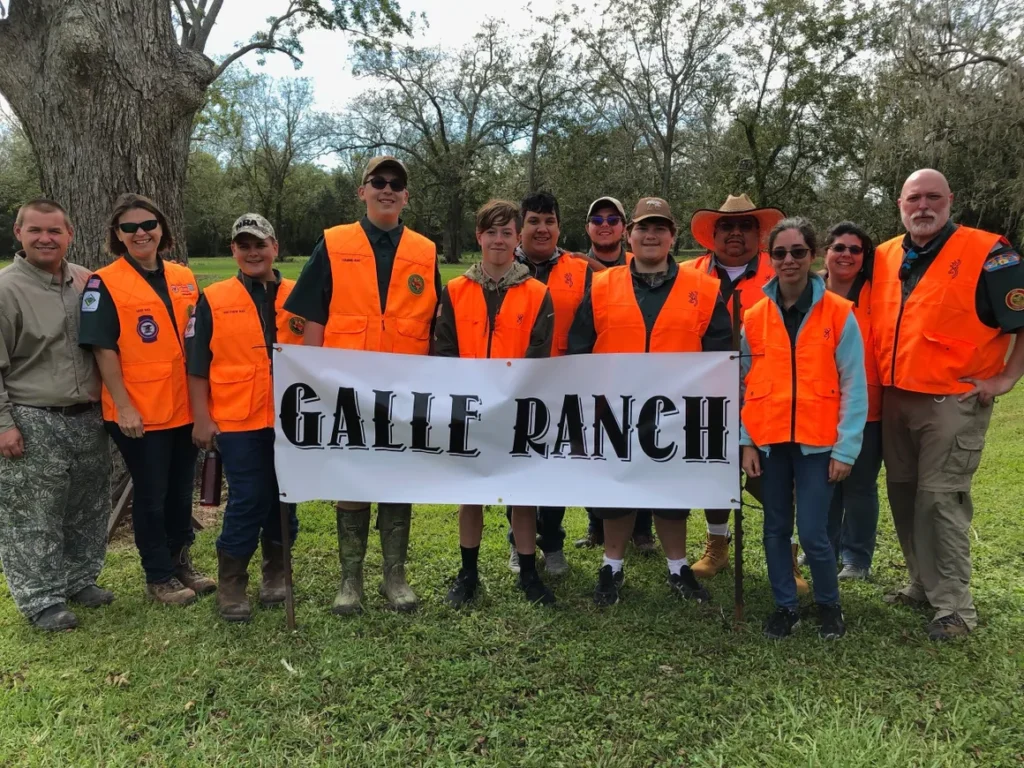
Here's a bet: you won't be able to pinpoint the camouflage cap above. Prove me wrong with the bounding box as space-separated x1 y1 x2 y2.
362 155 408 185
231 213 275 241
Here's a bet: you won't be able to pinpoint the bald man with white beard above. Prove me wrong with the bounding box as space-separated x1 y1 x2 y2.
872 168 1024 640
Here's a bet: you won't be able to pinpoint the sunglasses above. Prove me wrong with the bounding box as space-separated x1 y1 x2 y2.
716 219 757 233
770 246 812 260
118 219 160 234
588 215 623 226
367 177 406 192
828 243 864 256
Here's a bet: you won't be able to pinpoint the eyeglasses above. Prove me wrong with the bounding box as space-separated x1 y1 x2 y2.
588 215 623 226
367 177 406 192
715 219 757 233
899 249 919 281
828 243 864 256
770 246 811 260
118 219 160 234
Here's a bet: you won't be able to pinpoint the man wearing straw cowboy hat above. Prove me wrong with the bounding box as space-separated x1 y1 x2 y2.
682 194 793 583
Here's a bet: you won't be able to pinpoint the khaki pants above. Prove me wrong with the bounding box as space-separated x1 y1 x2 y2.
882 388 992 628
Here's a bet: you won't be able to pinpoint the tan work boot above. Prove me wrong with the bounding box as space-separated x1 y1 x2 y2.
332 505 369 615
692 533 730 578
173 545 217 595
792 543 810 596
377 503 418 612
145 577 197 606
216 550 252 623
259 538 288 608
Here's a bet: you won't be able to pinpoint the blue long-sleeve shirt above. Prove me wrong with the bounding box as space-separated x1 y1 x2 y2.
739 273 868 465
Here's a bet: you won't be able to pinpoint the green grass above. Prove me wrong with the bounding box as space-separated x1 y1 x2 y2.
1 391 1023 766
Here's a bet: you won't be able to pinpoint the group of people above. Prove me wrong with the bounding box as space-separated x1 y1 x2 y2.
1 157 1021 643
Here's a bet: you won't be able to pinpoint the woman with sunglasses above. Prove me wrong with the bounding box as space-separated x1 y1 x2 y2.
739 218 867 639
79 193 214 606
821 223 883 581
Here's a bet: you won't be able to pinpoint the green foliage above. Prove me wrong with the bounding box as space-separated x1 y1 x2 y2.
0 120 41 255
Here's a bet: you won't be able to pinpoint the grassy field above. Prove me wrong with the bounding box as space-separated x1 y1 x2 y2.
0 388 1022 766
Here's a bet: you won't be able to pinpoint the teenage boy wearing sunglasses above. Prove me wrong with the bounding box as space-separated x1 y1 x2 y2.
284 156 442 616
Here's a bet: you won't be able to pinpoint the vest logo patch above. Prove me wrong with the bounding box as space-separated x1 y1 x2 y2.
516 313 525 325
1006 288 1024 312
824 327 832 341
563 272 574 288
137 315 159 343
948 258 961 279
408 274 425 295
289 316 306 336
688 290 698 306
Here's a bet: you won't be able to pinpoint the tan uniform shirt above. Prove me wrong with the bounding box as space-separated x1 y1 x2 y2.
0 252 100 431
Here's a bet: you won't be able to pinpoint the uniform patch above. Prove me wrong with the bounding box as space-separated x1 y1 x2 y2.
1006 288 1024 312
184 316 196 339
81 291 100 312
137 315 159 342
984 251 1021 272
288 316 306 336
86 276 101 288
187 303 195 317
407 274 425 295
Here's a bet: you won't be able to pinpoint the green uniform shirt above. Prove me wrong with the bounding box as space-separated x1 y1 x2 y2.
284 216 443 325
78 255 181 352
185 270 283 378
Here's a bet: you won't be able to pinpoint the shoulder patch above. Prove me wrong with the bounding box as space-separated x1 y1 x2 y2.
984 250 1021 272
1006 288 1024 312
86 276 101 289
81 290 101 312
184 315 197 338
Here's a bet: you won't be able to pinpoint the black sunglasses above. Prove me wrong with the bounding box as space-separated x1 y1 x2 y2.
589 215 623 226
367 177 406 192
828 243 864 256
716 219 757 233
770 246 812 260
118 219 160 234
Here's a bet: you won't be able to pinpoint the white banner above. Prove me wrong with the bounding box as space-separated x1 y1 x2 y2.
273 346 740 509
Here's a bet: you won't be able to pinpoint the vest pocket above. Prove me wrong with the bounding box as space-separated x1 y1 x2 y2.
122 360 174 425
325 314 369 350
392 317 430 354
209 364 257 423
921 331 977 373
943 433 985 475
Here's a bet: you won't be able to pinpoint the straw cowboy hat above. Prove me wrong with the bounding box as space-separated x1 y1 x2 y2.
690 194 785 252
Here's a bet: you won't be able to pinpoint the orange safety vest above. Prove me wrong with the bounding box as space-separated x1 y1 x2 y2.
850 280 882 422
545 254 589 356
591 265 721 353
202 276 305 432
446 276 549 358
684 251 775 347
742 290 854 447
322 223 437 354
95 257 197 429
873 226 1010 395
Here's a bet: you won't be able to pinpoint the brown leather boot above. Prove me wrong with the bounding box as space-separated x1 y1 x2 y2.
259 538 288 608
692 534 730 578
173 545 217 595
792 543 810 596
216 550 252 623
145 577 197 606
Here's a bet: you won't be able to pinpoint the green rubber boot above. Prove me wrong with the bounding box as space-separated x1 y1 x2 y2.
377 503 418 612
332 505 370 615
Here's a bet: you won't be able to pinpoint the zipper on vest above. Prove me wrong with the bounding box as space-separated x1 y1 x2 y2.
790 331 797 442
889 299 906 388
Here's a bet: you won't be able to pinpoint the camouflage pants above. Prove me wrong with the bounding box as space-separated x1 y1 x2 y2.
0 405 111 618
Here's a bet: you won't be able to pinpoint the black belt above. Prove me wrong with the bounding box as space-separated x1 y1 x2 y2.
23 402 98 416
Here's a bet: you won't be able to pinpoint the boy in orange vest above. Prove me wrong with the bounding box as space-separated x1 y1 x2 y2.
284 156 441 615
185 214 305 622
434 199 556 606
568 197 732 607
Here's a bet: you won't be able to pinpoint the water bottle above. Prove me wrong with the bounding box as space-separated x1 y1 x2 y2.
199 449 223 506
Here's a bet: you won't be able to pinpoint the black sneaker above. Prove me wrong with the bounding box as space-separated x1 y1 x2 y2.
593 565 625 607
817 603 847 639
667 566 711 603
763 607 801 639
445 569 479 608
518 570 556 606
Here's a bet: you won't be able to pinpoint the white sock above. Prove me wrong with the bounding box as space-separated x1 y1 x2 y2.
707 523 730 537
602 556 624 574
667 557 688 575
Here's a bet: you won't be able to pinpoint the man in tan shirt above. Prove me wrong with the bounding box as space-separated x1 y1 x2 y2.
0 199 112 631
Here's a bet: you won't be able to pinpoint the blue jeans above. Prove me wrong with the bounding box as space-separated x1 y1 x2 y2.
506 507 565 553
760 444 839 609
826 421 883 570
215 428 298 560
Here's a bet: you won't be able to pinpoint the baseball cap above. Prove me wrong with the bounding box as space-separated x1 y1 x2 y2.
586 196 626 220
362 156 408 185
231 213 275 241
629 197 676 229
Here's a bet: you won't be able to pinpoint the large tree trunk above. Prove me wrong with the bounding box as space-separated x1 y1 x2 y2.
0 2 214 269
442 190 464 265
